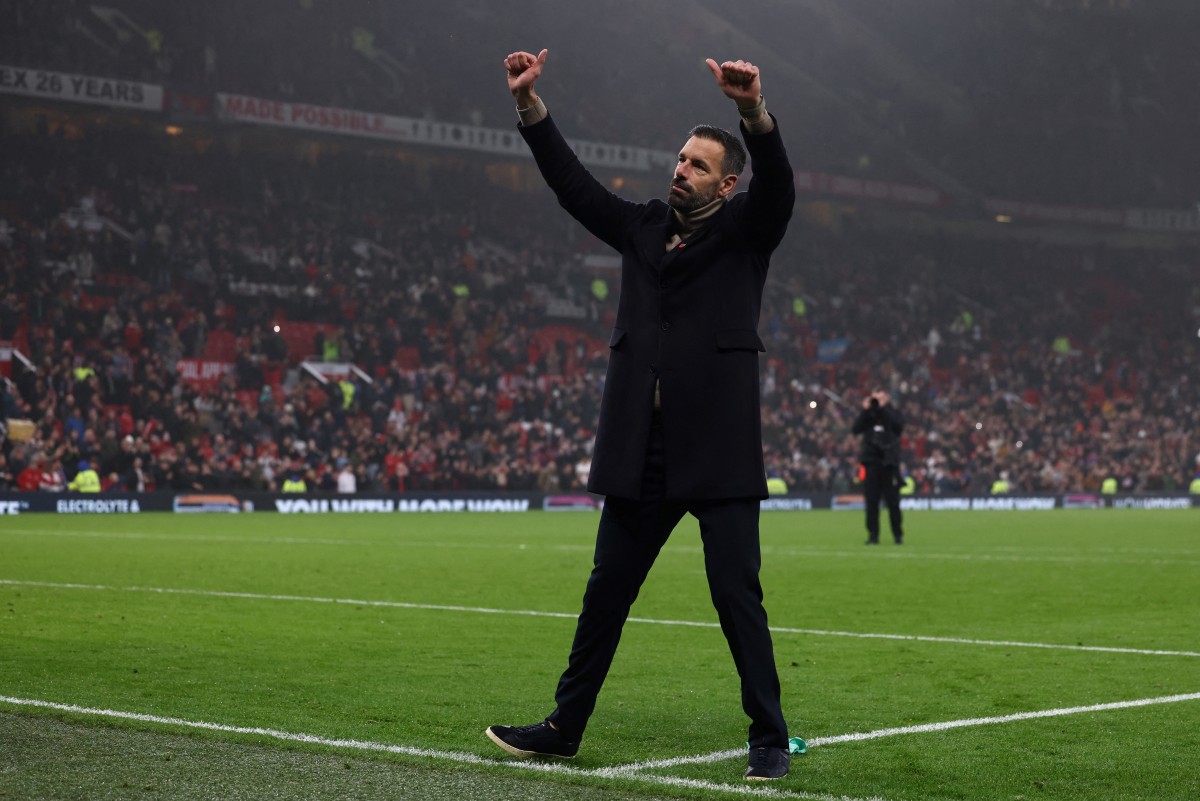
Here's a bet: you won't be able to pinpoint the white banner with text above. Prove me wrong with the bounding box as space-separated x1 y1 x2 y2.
0 64 163 111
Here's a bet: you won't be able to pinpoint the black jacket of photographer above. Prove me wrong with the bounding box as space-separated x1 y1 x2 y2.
852 401 904 467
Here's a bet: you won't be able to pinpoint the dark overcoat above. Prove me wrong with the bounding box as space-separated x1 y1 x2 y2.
519 114 794 500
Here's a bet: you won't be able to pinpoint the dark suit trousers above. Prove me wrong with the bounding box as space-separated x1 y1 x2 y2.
547 410 788 749
863 463 903 542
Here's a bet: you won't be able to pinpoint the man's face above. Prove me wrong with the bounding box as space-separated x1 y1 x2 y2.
667 136 736 213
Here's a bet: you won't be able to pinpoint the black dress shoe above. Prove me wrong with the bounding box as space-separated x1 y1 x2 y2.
485 721 579 759
745 746 790 780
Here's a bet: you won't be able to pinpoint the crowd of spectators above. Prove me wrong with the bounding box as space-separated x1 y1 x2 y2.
757 223 1199 495
2 113 1197 499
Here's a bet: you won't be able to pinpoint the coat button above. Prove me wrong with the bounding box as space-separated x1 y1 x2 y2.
661 322 671 331
649 365 658 374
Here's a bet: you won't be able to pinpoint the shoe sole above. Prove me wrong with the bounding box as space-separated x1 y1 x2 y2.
485 727 576 760
744 773 788 781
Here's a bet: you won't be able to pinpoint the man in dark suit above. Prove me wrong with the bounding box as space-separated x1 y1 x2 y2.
486 48 795 781
852 390 905 544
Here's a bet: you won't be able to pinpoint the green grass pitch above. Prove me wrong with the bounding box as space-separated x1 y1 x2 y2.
2 509 1198 800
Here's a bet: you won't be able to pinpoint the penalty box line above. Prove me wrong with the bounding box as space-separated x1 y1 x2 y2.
0 695 888 801
608 691 1200 774
3 578 1199 660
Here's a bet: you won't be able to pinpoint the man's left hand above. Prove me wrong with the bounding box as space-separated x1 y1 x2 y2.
705 58 762 108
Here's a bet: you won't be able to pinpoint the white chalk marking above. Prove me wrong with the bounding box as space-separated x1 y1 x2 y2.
3 578 1197 659
610 691 1200 773
0 528 363 546
6 527 1197 565
0 695 883 801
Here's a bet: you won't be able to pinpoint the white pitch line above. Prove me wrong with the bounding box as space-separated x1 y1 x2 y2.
0 529 365 546
1 528 595 552
628 612 1200 658
942 544 1200 557
759 548 1200 568
8 526 1199 565
756 624 1200 658
4 578 1198 659
0 578 584 619
609 691 1200 773
807 691 1200 746
0 695 886 801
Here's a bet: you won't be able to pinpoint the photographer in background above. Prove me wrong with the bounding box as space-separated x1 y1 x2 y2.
851 390 905 545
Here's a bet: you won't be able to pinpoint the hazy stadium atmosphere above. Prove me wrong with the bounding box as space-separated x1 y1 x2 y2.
1 1 1198 799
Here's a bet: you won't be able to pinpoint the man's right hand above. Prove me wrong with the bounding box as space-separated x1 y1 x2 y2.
505 49 547 106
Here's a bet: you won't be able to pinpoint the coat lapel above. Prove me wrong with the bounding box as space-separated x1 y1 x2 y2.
635 203 727 271
635 218 670 268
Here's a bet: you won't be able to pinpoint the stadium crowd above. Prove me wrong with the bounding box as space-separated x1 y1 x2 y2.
2 116 1197 499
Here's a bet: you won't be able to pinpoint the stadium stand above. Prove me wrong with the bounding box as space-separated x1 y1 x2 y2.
5 1 1199 204
1 2 1197 497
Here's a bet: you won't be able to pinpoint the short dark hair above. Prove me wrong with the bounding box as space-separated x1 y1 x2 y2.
687 125 746 176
